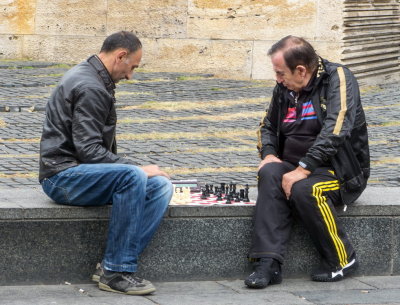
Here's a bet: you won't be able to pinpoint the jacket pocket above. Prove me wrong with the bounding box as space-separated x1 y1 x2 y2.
331 140 364 191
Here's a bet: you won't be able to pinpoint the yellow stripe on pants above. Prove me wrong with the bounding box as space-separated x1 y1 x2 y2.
312 180 348 267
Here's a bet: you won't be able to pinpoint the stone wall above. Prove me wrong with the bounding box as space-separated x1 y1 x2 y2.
0 0 399 82
342 0 400 83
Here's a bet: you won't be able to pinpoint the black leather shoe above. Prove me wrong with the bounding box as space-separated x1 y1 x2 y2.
244 258 282 289
311 255 358 282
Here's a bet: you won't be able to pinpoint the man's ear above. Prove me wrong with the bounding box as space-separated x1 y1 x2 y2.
116 49 128 62
296 65 307 77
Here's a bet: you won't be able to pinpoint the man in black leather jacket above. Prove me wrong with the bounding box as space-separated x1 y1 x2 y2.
39 31 173 295
245 36 370 289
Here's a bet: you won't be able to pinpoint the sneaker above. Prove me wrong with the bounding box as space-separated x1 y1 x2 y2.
311 255 358 282
99 270 156 295
92 263 151 285
91 263 103 283
244 258 282 289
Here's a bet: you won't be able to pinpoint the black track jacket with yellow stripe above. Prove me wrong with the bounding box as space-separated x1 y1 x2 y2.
257 58 370 205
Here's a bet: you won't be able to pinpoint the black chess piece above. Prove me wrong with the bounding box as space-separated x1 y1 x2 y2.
239 189 245 200
243 186 250 202
216 191 223 201
225 194 232 204
201 188 207 199
224 186 229 199
220 183 225 192
205 184 210 196
235 192 241 202
209 184 214 194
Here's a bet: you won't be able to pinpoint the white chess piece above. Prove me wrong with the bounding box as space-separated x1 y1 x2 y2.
183 187 191 204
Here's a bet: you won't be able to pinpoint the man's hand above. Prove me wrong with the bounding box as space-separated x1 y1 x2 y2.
141 165 170 179
282 166 310 199
258 154 282 171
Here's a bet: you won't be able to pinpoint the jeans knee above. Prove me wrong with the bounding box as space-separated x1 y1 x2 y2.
149 176 173 196
156 176 173 190
118 165 148 188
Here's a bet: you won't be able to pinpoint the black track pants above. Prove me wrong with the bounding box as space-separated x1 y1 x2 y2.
248 161 354 269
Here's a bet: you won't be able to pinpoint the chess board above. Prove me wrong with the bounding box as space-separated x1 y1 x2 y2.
170 192 255 206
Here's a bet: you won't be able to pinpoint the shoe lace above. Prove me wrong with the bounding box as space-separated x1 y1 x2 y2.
132 273 144 283
121 272 141 285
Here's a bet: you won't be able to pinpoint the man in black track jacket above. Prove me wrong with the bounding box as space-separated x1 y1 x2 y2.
245 36 370 289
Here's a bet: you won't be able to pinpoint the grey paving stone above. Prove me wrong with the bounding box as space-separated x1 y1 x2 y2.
151 280 235 295
295 288 400 305
2 296 153 305
148 290 313 305
0 284 84 301
217 278 375 293
356 276 400 289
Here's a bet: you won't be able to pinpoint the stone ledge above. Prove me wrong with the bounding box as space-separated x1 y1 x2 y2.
0 187 399 220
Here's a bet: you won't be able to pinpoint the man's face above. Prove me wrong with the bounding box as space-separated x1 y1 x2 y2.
111 48 142 83
271 51 304 92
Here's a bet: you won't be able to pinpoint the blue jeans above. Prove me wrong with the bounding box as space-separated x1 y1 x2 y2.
41 163 173 273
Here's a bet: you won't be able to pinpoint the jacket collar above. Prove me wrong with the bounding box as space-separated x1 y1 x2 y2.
299 57 328 94
87 55 116 93
314 57 329 86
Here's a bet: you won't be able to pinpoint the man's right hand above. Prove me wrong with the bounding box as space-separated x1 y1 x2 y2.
258 154 282 171
141 165 170 179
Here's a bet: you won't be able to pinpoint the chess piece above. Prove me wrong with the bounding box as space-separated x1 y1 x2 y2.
183 187 191 204
243 185 250 202
239 189 245 201
235 193 241 202
201 188 207 199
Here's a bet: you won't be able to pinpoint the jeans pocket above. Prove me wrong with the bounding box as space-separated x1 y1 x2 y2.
42 177 71 205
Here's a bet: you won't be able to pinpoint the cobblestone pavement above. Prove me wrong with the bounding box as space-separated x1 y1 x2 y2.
3 277 400 305
0 60 399 189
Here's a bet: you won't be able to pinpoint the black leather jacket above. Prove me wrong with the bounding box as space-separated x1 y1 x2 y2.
257 58 370 205
39 55 134 181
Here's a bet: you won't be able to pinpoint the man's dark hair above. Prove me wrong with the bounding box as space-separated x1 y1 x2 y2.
268 35 319 73
100 31 142 54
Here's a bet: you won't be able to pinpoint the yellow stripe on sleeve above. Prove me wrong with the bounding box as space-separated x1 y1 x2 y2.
333 67 347 135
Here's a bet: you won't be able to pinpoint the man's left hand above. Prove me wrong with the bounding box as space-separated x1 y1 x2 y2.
141 164 171 179
282 166 311 199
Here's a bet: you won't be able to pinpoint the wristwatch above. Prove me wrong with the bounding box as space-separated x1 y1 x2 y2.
298 161 308 169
